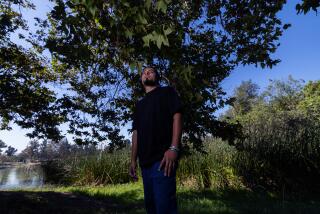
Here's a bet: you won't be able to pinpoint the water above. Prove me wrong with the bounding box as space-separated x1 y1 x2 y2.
0 164 44 189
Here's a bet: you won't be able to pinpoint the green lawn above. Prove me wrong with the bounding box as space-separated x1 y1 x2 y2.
1 182 319 214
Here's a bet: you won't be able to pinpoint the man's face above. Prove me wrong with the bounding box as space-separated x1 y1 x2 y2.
141 68 157 86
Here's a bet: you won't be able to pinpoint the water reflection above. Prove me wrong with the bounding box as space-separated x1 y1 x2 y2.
0 164 44 189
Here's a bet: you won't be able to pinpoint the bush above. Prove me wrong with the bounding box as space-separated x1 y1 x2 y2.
234 108 320 193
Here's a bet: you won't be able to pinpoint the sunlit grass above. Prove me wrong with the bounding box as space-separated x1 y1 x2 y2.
34 137 320 213
8 182 320 214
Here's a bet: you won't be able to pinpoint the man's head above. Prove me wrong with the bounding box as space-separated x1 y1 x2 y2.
141 66 160 87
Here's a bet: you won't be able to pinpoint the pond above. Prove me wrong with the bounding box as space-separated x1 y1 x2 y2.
0 163 44 189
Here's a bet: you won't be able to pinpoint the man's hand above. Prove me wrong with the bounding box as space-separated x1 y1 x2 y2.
129 161 138 181
159 150 178 177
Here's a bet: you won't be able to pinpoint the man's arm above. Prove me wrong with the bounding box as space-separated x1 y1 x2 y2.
131 130 138 162
129 130 138 181
171 112 183 148
160 112 183 176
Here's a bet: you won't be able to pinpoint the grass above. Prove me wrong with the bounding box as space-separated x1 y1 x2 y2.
1 182 320 214
18 138 320 213
42 138 241 189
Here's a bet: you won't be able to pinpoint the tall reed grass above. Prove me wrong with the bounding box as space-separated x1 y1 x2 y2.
42 138 243 189
177 138 242 189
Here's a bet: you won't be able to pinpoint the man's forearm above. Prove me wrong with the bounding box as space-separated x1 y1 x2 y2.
131 130 138 162
171 113 182 147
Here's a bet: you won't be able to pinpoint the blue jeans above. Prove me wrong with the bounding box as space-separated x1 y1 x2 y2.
141 161 178 214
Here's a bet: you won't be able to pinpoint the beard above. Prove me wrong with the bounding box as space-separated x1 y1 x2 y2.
143 78 157 86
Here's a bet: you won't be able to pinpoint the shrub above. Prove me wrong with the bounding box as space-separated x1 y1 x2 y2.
234 108 320 193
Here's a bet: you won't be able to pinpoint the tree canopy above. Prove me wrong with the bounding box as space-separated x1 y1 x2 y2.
0 139 7 154
5 145 17 156
1 0 291 150
0 0 66 141
298 80 320 118
227 80 260 117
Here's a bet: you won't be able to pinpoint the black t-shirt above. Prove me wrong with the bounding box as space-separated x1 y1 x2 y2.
132 86 183 168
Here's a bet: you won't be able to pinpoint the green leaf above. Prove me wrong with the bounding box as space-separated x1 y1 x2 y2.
162 34 169 46
123 2 130 7
138 14 148 24
137 62 143 74
142 34 152 47
156 34 164 49
94 18 103 30
145 0 152 9
125 29 133 39
182 65 193 85
129 62 136 72
88 6 97 16
164 27 174 35
156 0 167 13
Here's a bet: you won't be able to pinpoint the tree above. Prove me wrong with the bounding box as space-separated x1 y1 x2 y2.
227 80 260 117
1 0 294 150
37 138 73 159
0 139 7 154
261 76 304 111
0 0 66 141
20 139 40 160
5 146 17 156
298 80 320 118
224 76 306 120
27 0 288 150
57 138 72 158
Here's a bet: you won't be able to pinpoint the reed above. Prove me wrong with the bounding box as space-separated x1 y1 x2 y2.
177 138 242 189
43 138 243 189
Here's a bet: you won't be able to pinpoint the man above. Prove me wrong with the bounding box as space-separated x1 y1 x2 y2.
129 66 183 214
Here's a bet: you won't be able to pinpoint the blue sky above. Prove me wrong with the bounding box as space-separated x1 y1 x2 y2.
1 0 320 152
222 0 320 95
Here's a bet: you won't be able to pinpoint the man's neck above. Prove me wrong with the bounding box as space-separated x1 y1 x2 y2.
145 85 158 93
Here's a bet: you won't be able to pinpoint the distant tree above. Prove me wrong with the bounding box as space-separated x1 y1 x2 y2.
39 140 49 160
57 138 72 158
0 139 7 154
5 146 17 156
39 139 60 160
224 76 305 121
37 138 77 159
298 80 320 118
20 139 40 160
261 76 304 111
227 80 260 118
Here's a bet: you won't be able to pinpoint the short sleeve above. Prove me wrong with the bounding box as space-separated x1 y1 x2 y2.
168 87 183 115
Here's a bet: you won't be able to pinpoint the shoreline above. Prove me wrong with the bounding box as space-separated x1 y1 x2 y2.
0 162 41 169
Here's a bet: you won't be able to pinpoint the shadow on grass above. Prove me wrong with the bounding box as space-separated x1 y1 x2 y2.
178 188 320 214
0 189 145 214
1 188 320 214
